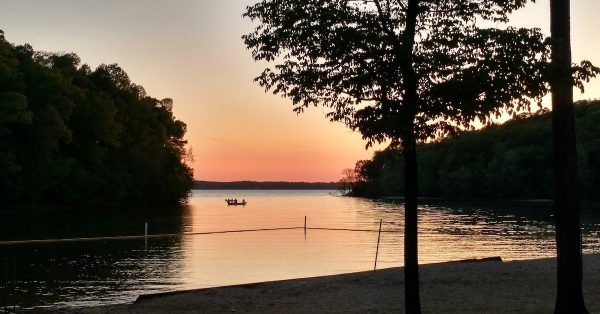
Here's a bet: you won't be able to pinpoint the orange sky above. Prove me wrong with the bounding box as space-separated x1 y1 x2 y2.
1 1 599 182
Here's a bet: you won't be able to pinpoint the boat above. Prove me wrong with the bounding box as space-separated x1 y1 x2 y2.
225 199 247 206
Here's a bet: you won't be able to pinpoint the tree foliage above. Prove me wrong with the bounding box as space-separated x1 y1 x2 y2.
0 32 193 209
244 0 559 146
348 100 600 199
243 1 599 311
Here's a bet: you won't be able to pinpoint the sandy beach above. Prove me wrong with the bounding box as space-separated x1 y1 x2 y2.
59 254 600 314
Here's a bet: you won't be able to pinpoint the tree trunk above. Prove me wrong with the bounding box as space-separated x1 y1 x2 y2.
401 1 421 312
550 0 588 313
403 128 421 314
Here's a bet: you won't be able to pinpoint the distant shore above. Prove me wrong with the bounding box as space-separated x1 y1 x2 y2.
193 181 340 190
63 254 600 313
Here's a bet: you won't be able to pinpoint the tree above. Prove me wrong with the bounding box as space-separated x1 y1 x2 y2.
549 1 597 312
339 168 358 195
243 1 578 312
0 32 193 209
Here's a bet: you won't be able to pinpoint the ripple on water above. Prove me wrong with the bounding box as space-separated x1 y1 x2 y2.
0 190 599 310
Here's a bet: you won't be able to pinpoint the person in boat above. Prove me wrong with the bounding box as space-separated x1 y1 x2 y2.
242 199 245 203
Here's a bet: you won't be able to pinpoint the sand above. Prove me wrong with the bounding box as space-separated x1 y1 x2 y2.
63 255 600 313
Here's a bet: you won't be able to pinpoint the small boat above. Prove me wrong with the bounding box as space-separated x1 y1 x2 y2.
225 199 247 206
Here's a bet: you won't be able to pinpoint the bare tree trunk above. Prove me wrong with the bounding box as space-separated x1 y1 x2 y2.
403 128 421 314
401 1 421 312
550 0 588 313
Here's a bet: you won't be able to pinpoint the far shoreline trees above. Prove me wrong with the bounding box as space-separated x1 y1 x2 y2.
0 32 194 210
194 181 339 190
344 100 600 200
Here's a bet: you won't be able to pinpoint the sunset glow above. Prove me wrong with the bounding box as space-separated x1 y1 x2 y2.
1 0 598 181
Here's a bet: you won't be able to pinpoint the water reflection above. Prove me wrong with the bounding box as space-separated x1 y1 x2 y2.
0 190 598 310
0 206 189 310
0 205 190 241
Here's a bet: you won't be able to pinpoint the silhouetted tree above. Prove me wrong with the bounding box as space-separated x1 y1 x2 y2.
0 32 193 209
549 1 597 312
339 168 358 195
243 1 556 311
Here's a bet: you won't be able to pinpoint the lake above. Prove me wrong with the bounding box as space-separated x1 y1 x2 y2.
0 190 599 310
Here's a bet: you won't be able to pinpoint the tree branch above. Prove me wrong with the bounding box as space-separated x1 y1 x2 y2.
374 0 394 36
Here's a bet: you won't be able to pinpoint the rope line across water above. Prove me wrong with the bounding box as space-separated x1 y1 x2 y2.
0 226 402 246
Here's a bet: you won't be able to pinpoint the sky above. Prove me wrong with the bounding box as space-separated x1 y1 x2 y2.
1 0 599 182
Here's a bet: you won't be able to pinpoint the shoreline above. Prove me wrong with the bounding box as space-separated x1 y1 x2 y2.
60 254 600 313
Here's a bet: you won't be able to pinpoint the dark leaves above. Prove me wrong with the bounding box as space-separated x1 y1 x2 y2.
0 34 193 208
243 0 596 146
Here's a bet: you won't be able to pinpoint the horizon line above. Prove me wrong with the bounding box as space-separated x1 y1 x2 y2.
195 180 339 183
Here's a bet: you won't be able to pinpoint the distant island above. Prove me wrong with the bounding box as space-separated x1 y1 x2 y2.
194 181 340 190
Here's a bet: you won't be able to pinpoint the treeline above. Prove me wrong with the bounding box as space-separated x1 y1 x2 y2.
0 32 193 209
348 100 600 199
194 181 340 190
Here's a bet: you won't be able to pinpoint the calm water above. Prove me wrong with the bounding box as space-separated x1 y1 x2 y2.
1 190 599 310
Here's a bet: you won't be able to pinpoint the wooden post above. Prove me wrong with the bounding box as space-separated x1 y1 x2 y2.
4 255 7 312
304 216 307 235
144 223 149 249
12 253 15 312
374 219 383 272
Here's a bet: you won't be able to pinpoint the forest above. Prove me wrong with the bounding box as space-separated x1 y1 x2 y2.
347 100 600 200
0 32 193 210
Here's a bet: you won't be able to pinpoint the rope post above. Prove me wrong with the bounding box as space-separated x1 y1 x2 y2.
144 222 149 249
12 253 15 313
374 219 383 272
304 216 307 235
4 255 7 313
